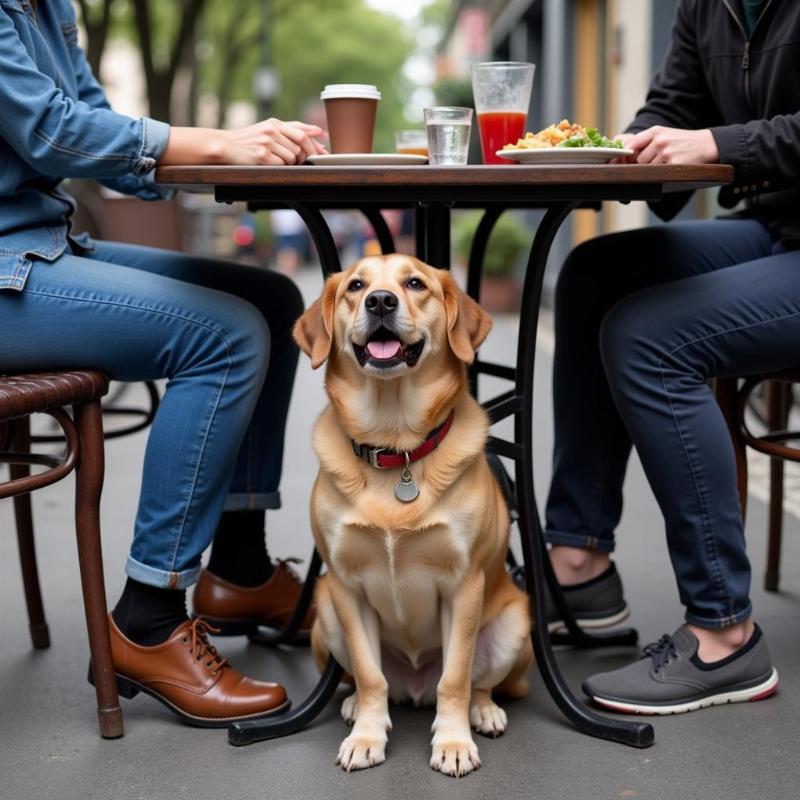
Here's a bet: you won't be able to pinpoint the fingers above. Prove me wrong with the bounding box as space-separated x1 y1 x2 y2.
290 121 327 137
627 127 658 163
280 123 322 162
258 118 327 163
637 139 661 164
268 140 301 165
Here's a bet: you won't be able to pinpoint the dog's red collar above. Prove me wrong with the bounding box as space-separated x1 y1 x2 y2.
351 410 455 469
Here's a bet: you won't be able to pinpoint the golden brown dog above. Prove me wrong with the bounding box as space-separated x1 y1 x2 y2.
294 254 532 777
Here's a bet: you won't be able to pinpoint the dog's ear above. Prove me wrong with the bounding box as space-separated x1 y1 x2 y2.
293 273 342 369
440 271 492 364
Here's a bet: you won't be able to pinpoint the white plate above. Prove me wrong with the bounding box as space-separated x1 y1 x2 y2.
496 147 634 164
306 153 428 166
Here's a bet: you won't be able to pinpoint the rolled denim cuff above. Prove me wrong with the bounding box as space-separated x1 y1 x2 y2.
684 602 753 631
223 490 282 512
138 170 176 200
544 529 615 553
125 554 201 590
132 117 171 176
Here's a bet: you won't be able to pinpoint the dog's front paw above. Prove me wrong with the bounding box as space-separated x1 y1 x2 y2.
469 697 507 738
336 733 387 771
430 737 481 777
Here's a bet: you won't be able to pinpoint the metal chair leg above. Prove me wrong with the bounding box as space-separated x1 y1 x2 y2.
716 378 748 520
73 400 123 739
10 417 50 650
765 382 790 592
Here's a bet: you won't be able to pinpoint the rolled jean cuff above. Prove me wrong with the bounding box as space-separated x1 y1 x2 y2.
223 490 281 512
544 529 615 553
125 555 201 590
684 602 753 630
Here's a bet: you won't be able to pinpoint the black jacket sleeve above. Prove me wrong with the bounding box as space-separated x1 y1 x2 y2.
625 0 723 220
627 0 722 135
712 113 800 204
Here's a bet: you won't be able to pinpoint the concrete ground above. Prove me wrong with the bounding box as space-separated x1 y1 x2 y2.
2 268 800 800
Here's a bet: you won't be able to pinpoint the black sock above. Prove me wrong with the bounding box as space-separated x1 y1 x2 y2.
112 578 188 646
206 510 273 587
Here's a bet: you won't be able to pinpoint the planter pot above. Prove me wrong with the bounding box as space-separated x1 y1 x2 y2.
479 276 521 313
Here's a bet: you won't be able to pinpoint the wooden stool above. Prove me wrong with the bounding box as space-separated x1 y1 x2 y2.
0 371 124 738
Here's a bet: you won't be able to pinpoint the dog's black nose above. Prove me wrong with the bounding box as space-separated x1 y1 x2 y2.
365 290 398 317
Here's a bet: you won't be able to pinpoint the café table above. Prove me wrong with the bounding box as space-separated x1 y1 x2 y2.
156 163 733 750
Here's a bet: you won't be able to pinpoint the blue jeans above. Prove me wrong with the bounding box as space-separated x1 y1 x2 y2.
0 241 303 589
544 218 800 629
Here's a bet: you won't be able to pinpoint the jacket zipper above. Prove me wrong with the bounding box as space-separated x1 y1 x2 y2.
721 0 776 114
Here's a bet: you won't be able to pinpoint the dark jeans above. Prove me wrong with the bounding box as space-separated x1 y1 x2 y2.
544 218 800 629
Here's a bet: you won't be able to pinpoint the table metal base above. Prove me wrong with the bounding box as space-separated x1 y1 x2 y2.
229 201 654 749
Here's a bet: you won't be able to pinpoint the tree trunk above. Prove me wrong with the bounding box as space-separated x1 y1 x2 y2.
131 0 208 123
77 0 115 78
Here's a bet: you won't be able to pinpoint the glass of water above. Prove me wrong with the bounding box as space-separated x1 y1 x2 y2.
424 107 473 165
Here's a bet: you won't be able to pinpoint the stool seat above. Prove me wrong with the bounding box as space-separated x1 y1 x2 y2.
0 371 109 421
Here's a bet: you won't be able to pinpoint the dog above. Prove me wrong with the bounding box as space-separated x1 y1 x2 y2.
293 254 532 777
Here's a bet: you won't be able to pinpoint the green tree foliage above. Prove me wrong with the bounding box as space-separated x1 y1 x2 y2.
79 0 418 146
273 1 413 151
199 0 414 150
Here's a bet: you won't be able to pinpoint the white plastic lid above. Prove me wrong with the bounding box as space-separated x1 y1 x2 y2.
321 84 381 101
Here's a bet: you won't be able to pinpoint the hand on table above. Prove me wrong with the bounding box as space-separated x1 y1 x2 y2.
221 119 328 165
615 126 719 166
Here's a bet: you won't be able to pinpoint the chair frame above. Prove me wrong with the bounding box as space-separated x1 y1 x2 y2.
2 386 123 738
717 376 799 593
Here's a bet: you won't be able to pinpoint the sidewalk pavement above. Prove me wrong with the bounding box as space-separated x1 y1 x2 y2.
2 267 799 800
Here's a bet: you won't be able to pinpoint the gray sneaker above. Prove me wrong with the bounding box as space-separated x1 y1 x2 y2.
546 564 630 633
583 624 779 715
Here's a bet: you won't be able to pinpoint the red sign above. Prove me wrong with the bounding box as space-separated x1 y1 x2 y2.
460 8 489 57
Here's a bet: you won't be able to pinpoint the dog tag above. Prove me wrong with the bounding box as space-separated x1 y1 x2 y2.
394 453 419 503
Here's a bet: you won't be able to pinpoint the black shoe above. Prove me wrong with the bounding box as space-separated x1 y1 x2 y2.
545 563 630 633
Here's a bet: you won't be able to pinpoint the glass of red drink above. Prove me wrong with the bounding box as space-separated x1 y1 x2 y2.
472 62 535 165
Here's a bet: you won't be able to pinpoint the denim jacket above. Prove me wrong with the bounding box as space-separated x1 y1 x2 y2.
0 0 171 291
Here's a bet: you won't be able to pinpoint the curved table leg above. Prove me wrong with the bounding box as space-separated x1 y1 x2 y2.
293 204 342 277
466 207 504 396
228 655 344 745
232 207 345 742
247 549 322 647
360 208 396 255
515 203 653 747
250 205 334 648
467 207 638 651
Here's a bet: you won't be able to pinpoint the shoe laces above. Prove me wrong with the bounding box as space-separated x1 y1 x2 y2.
182 617 229 676
641 634 678 673
276 557 304 585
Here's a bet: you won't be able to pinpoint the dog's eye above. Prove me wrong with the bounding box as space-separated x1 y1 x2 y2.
347 279 365 293
406 277 426 291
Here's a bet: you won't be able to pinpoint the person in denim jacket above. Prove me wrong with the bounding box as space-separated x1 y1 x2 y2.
0 0 327 725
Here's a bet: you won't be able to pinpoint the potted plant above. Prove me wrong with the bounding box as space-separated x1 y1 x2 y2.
452 211 531 312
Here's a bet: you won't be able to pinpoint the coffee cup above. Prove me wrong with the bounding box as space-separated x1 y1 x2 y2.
320 84 381 154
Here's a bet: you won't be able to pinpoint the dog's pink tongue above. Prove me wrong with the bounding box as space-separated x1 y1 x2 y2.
367 340 401 360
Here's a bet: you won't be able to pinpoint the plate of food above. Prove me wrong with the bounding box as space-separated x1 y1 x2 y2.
496 119 634 164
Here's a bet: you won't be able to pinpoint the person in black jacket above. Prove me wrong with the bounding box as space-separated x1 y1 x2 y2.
544 0 796 713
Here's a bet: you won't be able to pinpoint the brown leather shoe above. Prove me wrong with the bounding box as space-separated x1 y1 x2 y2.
95 616 290 727
192 560 315 637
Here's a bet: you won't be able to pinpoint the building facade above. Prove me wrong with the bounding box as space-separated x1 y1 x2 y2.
439 0 709 247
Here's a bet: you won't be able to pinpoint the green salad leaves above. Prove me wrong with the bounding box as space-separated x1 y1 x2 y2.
557 128 624 149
